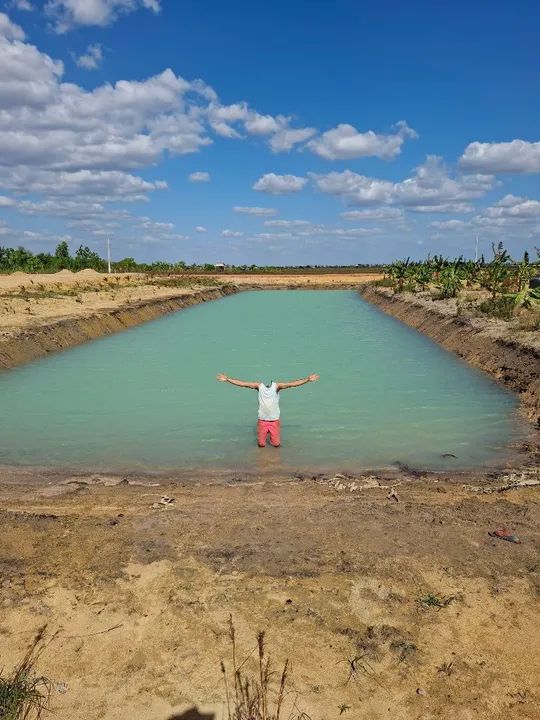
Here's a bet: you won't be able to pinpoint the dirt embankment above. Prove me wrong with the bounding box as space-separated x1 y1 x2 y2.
360 286 540 427
0 285 237 370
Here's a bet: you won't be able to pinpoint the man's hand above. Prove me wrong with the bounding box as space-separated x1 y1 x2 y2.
308 373 320 382
216 373 228 382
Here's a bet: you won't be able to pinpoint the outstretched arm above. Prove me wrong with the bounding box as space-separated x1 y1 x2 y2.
277 373 320 390
216 373 260 389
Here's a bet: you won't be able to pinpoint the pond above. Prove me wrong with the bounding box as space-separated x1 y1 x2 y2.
0 290 525 472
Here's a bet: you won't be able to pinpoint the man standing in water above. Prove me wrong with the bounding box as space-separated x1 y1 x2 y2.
216 373 320 447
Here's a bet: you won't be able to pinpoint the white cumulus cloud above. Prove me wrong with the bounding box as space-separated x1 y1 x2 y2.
269 127 316 152
307 120 418 161
0 12 26 40
311 156 493 212
45 0 161 32
460 140 540 174
207 102 315 152
195 225 207 233
188 171 210 182
253 173 307 195
483 194 540 220
75 43 103 70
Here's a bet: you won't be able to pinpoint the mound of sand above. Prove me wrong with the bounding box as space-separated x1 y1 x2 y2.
54 270 75 278
76 269 103 280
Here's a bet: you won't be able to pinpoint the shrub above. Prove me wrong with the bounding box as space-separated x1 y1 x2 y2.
478 295 515 320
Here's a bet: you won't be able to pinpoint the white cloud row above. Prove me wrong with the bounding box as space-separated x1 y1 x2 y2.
429 194 540 243
250 157 495 214
310 156 495 212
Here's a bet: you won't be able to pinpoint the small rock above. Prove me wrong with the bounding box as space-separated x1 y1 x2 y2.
416 687 427 697
56 682 68 694
387 488 400 502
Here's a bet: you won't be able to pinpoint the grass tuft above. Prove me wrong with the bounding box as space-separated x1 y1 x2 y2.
221 616 310 720
419 593 455 610
0 627 52 720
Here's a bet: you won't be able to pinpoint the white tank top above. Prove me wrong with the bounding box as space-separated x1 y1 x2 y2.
258 382 280 420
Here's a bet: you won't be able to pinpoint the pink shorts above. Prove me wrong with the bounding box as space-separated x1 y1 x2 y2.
257 419 281 447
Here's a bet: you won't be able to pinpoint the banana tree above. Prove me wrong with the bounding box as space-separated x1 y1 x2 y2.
515 251 536 292
436 264 464 298
388 258 411 292
505 286 540 310
413 263 433 291
480 242 511 299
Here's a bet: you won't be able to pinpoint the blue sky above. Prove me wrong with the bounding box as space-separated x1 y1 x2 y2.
0 0 539 265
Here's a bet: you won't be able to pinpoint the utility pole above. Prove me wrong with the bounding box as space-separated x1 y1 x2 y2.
475 234 479 263
106 238 111 274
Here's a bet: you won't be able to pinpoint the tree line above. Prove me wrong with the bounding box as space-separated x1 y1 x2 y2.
0 241 382 274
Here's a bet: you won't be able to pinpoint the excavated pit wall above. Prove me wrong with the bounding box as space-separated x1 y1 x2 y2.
0 285 238 371
360 285 540 429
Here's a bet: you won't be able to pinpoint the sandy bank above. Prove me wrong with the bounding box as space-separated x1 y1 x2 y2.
0 285 237 370
361 286 540 427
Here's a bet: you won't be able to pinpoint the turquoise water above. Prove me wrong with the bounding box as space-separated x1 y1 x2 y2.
0 290 524 472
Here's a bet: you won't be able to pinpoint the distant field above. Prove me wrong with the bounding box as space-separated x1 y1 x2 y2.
195 271 383 285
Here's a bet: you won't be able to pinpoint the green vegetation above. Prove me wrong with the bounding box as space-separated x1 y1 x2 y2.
384 243 540 323
0 242 107 274
0 628 52 720
419 593 455 609
0 242 383 275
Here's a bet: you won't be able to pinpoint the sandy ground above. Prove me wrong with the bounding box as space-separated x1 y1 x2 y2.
0 469 539 720
0 271 212 333
0 271 381 334
201 272 383 287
